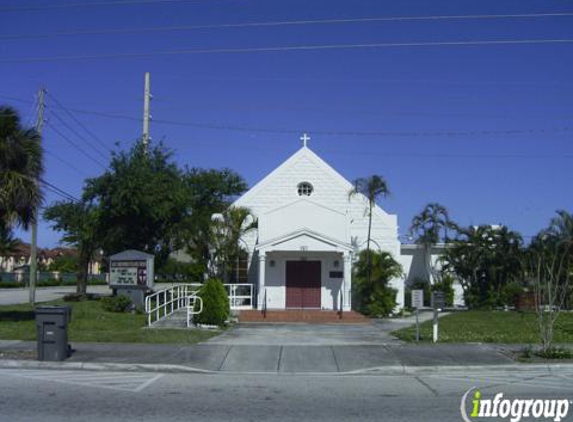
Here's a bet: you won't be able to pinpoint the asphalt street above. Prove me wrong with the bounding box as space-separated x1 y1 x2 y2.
0 286 111 305
0 367 572 422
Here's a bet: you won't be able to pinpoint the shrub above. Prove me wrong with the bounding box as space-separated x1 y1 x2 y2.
353 250 402 317
499 282 524 308
101 295 132 312
536 347 573 360
0 281 22 288
193 279 229 327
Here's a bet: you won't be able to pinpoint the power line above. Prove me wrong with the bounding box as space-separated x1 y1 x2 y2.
2 38 573 64
48 110 110 161
2 93 573 139
44 149 91 178
33 101 573 138
40 178 80 202
181 141 573 159
46 91 112 154
45 121 108 169
0 0 236 12
3 12 573 40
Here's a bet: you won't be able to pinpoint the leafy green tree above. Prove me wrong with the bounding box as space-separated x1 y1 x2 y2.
0 106 43 250
183 168 248 276
155 257 203 282
43 200 101 295
84 142 189 265
210 206 257 282
353 250 402 316
440 225 523 308
349 175 391 287
47 255 79 273
410 203 458 284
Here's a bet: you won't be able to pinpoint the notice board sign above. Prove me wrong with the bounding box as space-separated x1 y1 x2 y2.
108 250 154 289
411 289 424 309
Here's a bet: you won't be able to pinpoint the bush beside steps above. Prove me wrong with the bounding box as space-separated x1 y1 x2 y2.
193 279 229 328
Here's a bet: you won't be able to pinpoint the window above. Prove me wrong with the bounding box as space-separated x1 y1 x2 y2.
297 182 313 196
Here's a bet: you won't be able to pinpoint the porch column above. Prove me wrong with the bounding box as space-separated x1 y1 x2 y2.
343 252 352 311
257 253 266 310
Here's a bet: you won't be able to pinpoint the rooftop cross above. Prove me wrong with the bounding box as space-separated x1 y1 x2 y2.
300 132 310 148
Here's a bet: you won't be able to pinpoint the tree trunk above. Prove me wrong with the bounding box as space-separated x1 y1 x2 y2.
77 256 89 296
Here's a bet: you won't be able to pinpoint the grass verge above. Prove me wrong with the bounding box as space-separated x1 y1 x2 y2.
0 299 219 344
392 310 573 343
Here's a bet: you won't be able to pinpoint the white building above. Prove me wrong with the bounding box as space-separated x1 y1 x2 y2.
233 141 404 311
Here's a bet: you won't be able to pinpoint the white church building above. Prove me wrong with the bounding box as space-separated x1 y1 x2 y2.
232 137 412 312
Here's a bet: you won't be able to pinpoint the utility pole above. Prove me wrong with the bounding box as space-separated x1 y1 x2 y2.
142 72 151 153
29 87 45 306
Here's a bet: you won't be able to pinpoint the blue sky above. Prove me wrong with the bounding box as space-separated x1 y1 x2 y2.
1 0 572 247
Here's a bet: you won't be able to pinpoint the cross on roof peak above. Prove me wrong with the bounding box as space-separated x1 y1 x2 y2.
300 133 310 148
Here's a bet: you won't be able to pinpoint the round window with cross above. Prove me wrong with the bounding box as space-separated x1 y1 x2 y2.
297 182 314 196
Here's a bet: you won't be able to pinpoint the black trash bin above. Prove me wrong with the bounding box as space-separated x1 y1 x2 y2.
35 306 72 361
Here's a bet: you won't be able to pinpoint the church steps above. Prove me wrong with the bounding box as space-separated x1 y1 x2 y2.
238 309 370 324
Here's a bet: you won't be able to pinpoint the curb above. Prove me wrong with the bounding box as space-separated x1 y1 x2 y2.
2 360 573 376
0 359 214 374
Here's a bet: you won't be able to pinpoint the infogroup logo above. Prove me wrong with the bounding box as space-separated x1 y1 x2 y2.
460 388 570 422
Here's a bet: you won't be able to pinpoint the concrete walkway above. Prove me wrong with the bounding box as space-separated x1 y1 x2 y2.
208 312 442 346
0 339 515 374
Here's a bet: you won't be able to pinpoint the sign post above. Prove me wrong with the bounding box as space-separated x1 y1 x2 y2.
431 291 445 343
411 289 424 342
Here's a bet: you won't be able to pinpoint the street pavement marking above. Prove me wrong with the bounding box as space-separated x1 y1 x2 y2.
423 371 573 391
0 369 164 393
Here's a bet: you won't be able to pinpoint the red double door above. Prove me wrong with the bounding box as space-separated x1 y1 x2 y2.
285 261 321 309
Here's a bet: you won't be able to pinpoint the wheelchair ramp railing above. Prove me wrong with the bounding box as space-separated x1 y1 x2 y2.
145 283 253 327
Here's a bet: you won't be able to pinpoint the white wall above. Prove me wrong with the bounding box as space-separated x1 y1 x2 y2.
399 244 465 307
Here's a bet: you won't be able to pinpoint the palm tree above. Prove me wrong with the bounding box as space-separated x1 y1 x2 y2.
546 210 573 243
0 106 43 229
0 222 19 256
211 206 257 282
409 203 457 284
349 175 391 286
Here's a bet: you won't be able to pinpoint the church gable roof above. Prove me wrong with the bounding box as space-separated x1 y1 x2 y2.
234 146 352 208
233 144 395 225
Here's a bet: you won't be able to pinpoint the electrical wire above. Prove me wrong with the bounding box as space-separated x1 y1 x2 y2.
46 91 112 154
47 111 110 161
2 93 572 140
45 121 108 169
0 0 237 12
40 178 80 202
44 149 91 178
2 38 573 64
2 12 573 40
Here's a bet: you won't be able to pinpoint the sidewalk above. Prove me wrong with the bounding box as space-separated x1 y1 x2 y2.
0 339 530 375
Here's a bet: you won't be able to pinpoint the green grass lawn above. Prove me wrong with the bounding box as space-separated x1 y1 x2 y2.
0 299 220 344
393 311 573 343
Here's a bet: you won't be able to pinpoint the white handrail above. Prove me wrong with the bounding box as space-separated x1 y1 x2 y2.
144 283 201 326
144 282 253 326
186 295 203 328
